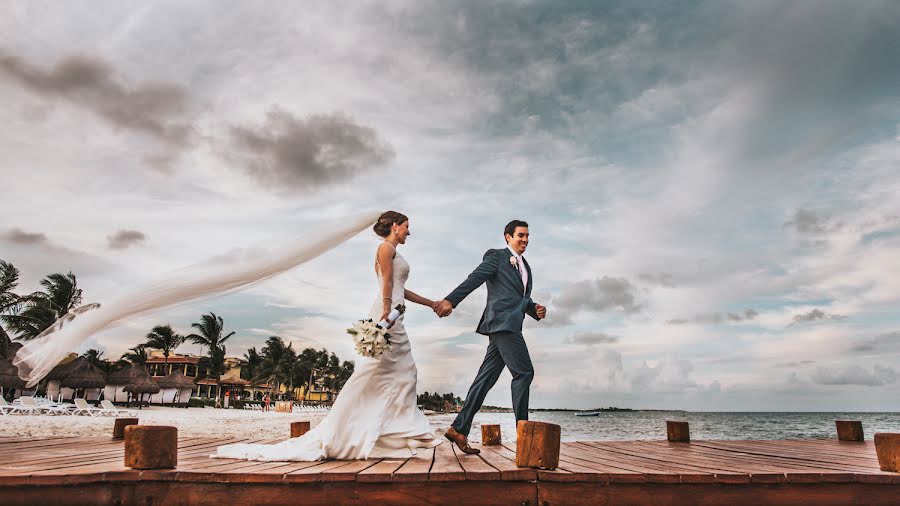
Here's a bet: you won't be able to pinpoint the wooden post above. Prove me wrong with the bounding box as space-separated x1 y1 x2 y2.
874 433 900 472
124 425 177 469
112 418 139 439
481 424 502 445
515 420 560 469
291 421 311 438
667 421 690 442
835 420 864 441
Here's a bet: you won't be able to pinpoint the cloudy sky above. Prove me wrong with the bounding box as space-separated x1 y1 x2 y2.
2 1 899 411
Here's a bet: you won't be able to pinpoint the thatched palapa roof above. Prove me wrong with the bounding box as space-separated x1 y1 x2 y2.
57 357 107 389
107 364 139 385
45 354 80 381
155 370 195 390
2 341 23 360
123 366 160 394
0 358 27 389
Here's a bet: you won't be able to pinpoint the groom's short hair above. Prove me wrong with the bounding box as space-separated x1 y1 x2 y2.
504 220 529 238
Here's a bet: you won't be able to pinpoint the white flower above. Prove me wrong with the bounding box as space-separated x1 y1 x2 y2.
509 256 517 267
347 318 393 358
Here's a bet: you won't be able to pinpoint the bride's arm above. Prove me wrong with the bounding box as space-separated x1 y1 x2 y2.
376 243 395 322
404 289 435 308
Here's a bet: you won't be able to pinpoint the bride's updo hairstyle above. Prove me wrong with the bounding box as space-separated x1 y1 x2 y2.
373 211 408 238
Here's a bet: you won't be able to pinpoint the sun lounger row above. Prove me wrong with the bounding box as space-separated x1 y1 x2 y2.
74 399 138 417
237 403 331 412
0 397 136 417
294 404 331 412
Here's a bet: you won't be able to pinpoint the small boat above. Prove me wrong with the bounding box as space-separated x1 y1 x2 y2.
575 411 601 417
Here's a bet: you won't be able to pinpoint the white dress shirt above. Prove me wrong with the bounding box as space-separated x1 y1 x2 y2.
507 246 528 293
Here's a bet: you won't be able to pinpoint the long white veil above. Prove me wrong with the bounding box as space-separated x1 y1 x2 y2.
14 211 380 387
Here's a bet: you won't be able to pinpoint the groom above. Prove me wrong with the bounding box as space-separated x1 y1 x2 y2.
434 220 547 454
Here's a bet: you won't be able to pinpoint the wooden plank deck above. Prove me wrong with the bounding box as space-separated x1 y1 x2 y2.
1 436 897 505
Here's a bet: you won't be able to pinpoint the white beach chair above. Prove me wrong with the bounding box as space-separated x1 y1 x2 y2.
100 400 137 417
0 397 28 415
15 397 46 415
29 396 70 415
72 398 104 416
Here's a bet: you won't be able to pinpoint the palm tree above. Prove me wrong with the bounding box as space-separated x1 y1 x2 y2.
123 344 150 367
3 271 83 340
240 347 262 382
196 345 228 399
300 348 330 398
144 324 184 374
322 352 341 391
82 348 116 375
334 360 355 391
0 260 21 357
187 313 234 355
258 336 295 398
82 348 105 366
291 349 315 399
187 312 234 398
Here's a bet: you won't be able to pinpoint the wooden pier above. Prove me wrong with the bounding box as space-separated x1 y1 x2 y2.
2 436 898 505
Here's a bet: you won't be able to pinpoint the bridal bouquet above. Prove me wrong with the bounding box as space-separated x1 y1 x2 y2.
347 304 405 358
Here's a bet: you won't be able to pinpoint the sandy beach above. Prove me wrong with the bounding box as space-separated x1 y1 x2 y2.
0 406 331 439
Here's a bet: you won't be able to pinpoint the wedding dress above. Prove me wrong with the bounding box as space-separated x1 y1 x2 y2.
213 251 442 461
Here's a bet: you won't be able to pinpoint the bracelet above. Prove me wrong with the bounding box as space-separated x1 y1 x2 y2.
382 297 392 301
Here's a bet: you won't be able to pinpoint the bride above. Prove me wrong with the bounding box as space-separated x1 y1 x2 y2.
213 211 443 461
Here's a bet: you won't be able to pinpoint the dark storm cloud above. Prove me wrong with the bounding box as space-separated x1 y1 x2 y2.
107 229 147 250
666 309 758 325
0 52 192 147
790 308 846 326
227 109 395 191
784 209 830 234
774 360 816 368
4 228 48 245
554 277 641 314
784 209 845 236
565 332 620 346
389 2 900 170
849 331 900 354
637 272 675 287
811 365 897 386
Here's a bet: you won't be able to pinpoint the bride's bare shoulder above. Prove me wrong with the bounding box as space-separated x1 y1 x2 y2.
376 242 396 259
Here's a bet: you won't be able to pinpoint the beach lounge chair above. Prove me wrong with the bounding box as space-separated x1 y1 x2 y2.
15 397 48 415
99 400 137 417
0 397 28 415
72 398 104 416
25 397 70 415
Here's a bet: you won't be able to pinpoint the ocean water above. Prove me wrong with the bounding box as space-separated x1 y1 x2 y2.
427 411 900 442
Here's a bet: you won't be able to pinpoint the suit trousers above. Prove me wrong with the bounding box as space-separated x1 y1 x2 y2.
451 331 534 435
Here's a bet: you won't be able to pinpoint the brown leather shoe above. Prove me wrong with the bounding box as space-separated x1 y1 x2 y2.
444 427 480 454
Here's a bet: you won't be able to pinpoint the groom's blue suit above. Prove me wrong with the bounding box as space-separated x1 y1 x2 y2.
445 248 541 435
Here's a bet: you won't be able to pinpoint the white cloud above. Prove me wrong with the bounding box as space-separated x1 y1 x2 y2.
1 1 899 411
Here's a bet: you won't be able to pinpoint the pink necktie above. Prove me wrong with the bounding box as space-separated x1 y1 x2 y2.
516 258 526 292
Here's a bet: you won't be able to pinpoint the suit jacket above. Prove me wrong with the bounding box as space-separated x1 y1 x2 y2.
445 248 539 336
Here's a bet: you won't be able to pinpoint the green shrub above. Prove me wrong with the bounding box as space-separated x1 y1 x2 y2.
187 397 217 408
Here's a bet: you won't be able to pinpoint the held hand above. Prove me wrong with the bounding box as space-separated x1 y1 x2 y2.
535 304 547 319
379 308 392 326
433 299 453 318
